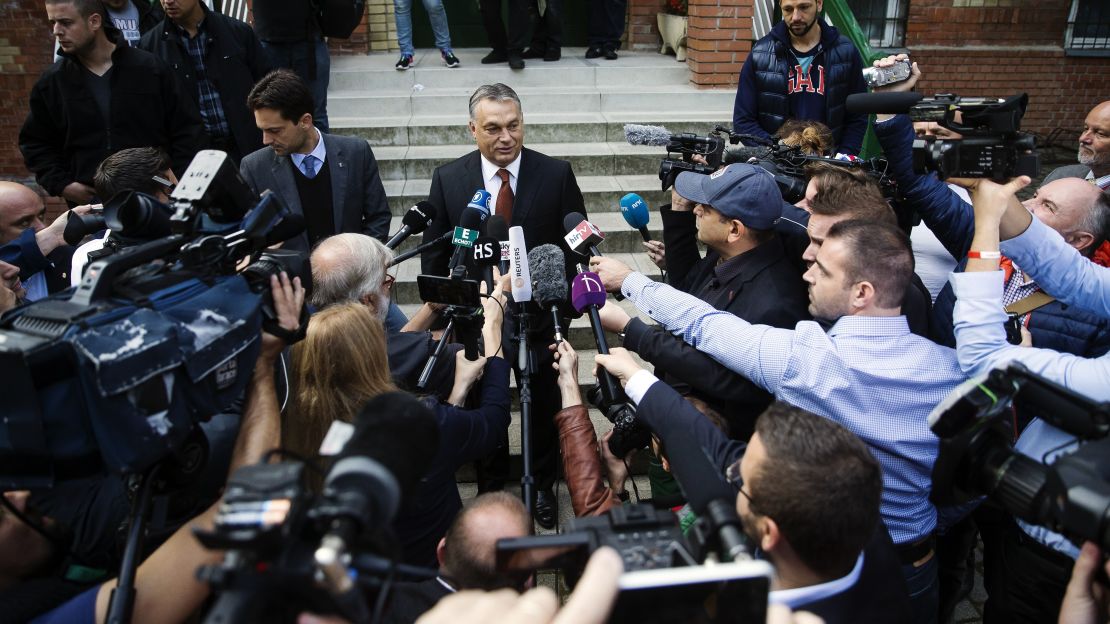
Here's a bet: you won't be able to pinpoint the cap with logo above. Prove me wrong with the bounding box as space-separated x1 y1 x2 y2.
674 164 783 230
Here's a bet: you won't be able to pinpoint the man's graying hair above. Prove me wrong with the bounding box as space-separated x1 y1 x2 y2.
310 234 393 310
469 84 522 120
1076 191 1110 256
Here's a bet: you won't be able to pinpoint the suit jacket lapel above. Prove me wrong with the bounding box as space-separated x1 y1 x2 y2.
512 148 539 225
326 133 348 231
270 150 301 217
463 152 485 214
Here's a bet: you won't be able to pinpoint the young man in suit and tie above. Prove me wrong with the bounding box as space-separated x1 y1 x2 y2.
240 69 392 254
421 83 586 529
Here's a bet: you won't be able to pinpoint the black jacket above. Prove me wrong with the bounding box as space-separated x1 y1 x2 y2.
139 8 271 159
129 0 165 35
19 44 203 197
622 205 810 440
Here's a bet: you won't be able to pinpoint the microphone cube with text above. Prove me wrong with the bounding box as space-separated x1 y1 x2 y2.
563 220 605 256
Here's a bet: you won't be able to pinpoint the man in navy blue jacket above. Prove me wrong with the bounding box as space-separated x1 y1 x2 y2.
732 0 868 155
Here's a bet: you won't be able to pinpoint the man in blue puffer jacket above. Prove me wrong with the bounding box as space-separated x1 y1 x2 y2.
732 0 868 155
869 57 1110 361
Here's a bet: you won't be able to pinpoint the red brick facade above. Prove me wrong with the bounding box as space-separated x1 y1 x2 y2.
687 0 753 86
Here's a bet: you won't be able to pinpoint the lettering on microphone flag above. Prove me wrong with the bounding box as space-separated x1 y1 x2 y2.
452 227 479 247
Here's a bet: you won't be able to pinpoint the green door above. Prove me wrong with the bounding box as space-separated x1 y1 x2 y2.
411 0 591 48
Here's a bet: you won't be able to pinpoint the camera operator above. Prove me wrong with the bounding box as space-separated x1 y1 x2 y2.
12 272 302 624
0 260 23 312
381 492 533 623
591 218 967 623
310 233 459 396
1043 100 1110 191
946 175 1110 623
596 164 810 441
732 0 868 156
0 182 93 300
869 55 1110 359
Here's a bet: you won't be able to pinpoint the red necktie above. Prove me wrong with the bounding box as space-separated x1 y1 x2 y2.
495 168 514 223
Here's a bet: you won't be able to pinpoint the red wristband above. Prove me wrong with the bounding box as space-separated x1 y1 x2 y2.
967 250 1002 259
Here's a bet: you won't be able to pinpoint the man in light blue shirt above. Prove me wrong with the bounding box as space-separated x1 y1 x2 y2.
591 218 965 623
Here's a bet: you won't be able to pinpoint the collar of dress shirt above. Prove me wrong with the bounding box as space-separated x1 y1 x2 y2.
291 126 327 170
769 552 864 609
826 315 910 338
480 151 522 186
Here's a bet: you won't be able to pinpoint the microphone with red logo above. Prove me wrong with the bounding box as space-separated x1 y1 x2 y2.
562 212 605 258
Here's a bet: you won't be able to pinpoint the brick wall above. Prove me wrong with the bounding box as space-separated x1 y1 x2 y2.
628 0 668 50
687 0 752 87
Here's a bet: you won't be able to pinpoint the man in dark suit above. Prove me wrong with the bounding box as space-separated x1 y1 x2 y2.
421 83 586 528
383 492 532 623
240 69 391 253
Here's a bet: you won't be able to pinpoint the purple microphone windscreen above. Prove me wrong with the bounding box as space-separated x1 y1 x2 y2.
619 193 650 229
570 271 607 313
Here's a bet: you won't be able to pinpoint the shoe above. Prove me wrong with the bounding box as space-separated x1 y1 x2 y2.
603 47 618 60
534 490 556 529
585 46 603 59
543 48 561 62
441 49 460 68
522 47 545 59
394 54 414 70
508 54 525 70
481 50 508 64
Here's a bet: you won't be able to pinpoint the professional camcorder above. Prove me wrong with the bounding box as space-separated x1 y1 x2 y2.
0 150 310 489
846 92 1040 180
930 363 1110 550
625 124 895 202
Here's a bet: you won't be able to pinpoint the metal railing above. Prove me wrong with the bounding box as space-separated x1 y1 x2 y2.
844 0 908 49
1066 0 1110 56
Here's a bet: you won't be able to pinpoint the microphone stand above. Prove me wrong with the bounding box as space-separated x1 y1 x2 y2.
416 317 454 392
389 231 451 266
515 300 535 520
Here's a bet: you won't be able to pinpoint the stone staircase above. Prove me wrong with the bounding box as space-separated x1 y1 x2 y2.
328 47 733 529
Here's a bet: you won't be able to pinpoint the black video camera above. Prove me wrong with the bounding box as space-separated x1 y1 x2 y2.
658 127 730 191
930 363 1110 550
585 384 651 457
0 150 309 488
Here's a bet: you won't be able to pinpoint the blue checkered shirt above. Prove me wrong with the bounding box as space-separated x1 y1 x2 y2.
622 272 967 545
176 20 230 138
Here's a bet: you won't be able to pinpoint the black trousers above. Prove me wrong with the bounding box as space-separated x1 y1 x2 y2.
527 0 563 51
587 0 627 49
982 517 1073 624
479 0 530 54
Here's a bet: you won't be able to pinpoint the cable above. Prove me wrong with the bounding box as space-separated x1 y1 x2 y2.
478 292 507 359
278 348 290 413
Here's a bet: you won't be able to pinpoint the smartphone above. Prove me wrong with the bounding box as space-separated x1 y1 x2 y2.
611 559 774 624
416 275 481 307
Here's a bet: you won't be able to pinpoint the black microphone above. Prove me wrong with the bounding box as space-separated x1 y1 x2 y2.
314 392 440 602
562 212 604 258
660 428 752 562
845 91 924 116
386 200 436 249
528 244 568 343
472 228 500 293
448 205 488 278
486 214 510 276
262 211 306 248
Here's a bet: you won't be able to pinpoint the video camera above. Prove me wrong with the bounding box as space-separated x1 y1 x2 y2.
496 504 773 624
930 363 1110 550
846 92 1040 180
656 128 729 191
0 150 309 489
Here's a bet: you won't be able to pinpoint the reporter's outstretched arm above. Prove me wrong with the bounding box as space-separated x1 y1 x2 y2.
89 273 303 624
1000 216 1110 319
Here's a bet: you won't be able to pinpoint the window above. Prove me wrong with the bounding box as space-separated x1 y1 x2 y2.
1066 0 1110 56
844 0 909 49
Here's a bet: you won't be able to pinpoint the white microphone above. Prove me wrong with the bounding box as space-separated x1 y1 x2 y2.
508 225 532 303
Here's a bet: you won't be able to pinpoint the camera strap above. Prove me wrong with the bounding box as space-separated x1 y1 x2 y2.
1004 291 1055 317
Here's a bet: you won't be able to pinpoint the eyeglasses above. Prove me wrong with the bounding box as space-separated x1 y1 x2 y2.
151 175 176 195
725 460 756 506
382 274 396 289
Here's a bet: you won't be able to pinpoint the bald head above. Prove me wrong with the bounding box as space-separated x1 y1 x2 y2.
0 183 46 245
309 233 393 314
1080 101 1110 175
1026 177 1110 255
439 492 531 591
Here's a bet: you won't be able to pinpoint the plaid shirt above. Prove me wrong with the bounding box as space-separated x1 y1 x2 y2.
176 19 230 138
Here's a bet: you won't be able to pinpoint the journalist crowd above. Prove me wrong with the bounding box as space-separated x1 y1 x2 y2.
2 0 1110 622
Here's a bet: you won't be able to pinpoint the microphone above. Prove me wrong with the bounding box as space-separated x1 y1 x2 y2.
562 212 605 258
386 200 436 249
314 392 440 598
845 91 924 116
528 244 568 343
447 205 488 278
468 189 494 216
658 428 752 562
486 214 511 276
570 270 623 405
623 123 673 146
618 193 651 243
472 229 500 292
508 225 531 304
